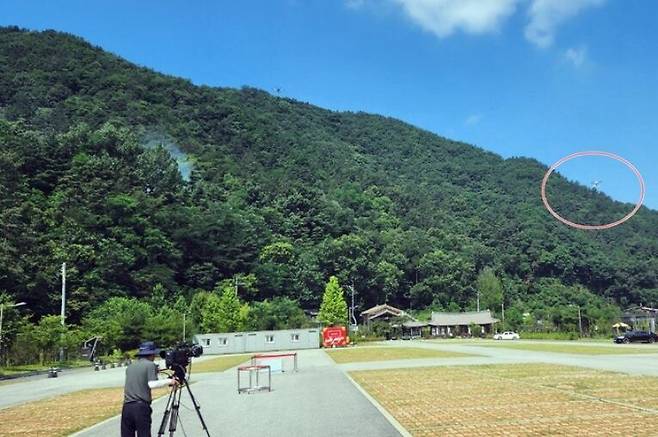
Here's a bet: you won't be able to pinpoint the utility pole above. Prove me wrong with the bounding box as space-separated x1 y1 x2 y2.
0 305 4 356
60 263 66 362
476 290 480 312
234 276 247 297
0 305 3 355
347 282 357 328
500 280 506 328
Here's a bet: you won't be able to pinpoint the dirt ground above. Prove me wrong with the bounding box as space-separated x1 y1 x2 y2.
351 363 658 436
0 387 168 436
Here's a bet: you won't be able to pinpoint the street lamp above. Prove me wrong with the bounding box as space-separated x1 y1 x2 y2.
0 302 27 357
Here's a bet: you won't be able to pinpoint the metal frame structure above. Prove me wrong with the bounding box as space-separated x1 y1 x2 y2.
237 364 271 394
250 352 298 372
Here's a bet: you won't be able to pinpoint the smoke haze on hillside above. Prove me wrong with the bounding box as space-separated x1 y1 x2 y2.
142 131 193 181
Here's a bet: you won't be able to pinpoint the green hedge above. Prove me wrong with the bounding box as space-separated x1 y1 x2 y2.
520 332 580 340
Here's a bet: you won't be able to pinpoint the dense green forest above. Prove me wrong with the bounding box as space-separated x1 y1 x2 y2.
0 27 657 359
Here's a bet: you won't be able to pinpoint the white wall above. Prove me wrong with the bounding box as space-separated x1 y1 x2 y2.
194 328 320 355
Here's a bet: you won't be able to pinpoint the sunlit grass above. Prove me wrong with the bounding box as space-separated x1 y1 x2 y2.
476 342 658 355
0 360 90 378
325 346 475 364
351 363 658 436
0 387 168 436
189 354 250 373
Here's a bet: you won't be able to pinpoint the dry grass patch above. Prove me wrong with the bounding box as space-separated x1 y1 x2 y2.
326 347 474 364
190 354 250 373
351 363 658 436
0 387 168 436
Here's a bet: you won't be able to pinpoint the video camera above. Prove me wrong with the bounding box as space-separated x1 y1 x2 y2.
159 342 203 379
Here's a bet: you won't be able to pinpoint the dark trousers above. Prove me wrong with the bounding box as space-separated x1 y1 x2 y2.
121 401 152 437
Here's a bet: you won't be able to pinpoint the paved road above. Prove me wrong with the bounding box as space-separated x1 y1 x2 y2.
0 355 220 410
0 364 127 410
74 350 402 437
427 338 640 347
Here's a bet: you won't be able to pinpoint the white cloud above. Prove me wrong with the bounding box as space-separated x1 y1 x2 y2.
465 114 483 126
563 46 587 67
348 0 604 50
525 0 605 48
344 0 366 9
393 0 519 38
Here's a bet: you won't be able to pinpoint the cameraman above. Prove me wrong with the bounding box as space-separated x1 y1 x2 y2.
121 341 179 437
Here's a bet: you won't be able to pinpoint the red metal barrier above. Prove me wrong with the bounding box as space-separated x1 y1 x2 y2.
250 352 298 372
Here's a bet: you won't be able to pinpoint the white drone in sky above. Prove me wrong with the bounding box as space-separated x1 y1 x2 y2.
591 180 602 190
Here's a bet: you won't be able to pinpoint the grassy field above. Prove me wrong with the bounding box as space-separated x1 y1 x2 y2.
190 354 250 373
325 346 475 364
428 337 615 345
0 364 46 377
0 360 90 378
352 363 658 436
0 387 169 436
474 341 658 355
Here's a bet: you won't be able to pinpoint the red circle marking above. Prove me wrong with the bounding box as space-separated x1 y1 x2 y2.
540 151 646 230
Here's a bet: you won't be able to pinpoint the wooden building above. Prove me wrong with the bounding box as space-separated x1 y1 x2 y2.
360 305 499 339
622 307 657 332
360 304 411 328
429 310 498 337
401 321 428 338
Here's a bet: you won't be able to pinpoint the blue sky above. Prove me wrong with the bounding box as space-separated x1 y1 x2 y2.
1 0 656 210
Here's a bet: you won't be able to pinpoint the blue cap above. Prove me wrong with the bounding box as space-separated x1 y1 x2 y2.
136 341 160 356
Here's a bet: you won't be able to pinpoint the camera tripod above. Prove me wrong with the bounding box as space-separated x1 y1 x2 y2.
157 368 210 437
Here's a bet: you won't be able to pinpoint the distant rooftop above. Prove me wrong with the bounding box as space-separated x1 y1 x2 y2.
360 304 413 321
430 310 498 326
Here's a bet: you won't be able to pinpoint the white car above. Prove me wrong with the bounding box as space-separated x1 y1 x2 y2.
493 331 520 340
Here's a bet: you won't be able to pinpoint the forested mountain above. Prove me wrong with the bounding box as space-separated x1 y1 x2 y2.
1 27 656 326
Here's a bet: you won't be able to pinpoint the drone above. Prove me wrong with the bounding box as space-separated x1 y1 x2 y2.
591 180 602 190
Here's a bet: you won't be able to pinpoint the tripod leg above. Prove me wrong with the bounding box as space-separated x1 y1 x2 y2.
168 386 183 437
183 380 211 437
157 386 176 436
